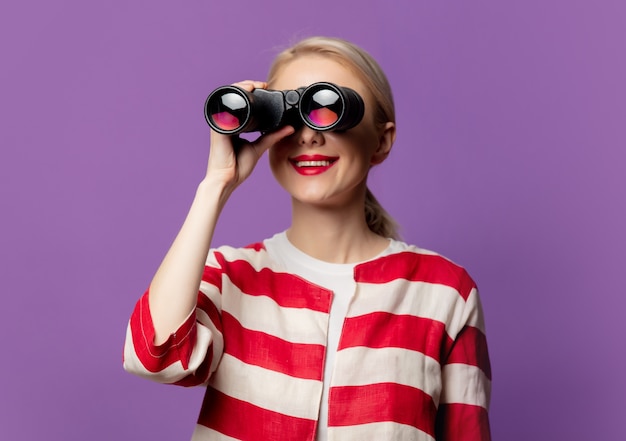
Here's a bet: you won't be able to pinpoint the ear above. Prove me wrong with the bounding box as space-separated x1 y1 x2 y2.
370 122 396 165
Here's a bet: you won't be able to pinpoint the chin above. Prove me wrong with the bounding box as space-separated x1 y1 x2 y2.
294 190 354 209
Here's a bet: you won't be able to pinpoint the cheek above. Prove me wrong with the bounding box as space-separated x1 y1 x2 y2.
348 129 381 162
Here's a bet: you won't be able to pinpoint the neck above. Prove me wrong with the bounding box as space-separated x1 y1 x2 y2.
287 193 389 264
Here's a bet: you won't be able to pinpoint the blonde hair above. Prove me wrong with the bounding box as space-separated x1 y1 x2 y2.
267 36 400 239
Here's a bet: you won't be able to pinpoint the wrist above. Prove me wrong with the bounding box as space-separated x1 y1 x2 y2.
196 176 235 209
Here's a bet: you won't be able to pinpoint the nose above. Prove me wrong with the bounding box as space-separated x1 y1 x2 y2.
296 126 325 147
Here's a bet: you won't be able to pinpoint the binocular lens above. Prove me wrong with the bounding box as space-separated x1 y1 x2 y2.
302 88 342 129
206 89 250 133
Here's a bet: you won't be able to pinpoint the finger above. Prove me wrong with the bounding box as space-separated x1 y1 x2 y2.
252 125 295 156
232 80 268 92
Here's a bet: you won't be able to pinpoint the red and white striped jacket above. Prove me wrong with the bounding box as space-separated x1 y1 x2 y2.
123 241 492 441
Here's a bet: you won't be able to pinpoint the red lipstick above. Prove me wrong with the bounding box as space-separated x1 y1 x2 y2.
289 154 339 176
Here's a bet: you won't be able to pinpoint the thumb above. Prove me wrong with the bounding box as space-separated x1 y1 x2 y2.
252 125 295 157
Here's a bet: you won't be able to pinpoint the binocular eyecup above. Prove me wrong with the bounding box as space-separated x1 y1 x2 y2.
204 82 364 135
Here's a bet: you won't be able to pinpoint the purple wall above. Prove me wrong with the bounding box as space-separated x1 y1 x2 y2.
2 1 624 440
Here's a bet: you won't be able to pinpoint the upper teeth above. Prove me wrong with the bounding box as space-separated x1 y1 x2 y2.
297 160 331 167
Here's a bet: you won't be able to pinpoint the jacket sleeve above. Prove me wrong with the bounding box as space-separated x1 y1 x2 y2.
122 254 225 387
436 286 492 441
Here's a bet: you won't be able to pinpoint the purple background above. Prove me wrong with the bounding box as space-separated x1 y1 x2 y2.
1 1 624 440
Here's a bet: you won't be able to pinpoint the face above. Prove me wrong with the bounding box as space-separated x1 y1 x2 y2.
268 55 393 208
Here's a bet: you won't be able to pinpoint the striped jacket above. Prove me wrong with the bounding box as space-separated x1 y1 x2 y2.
123 241 492 440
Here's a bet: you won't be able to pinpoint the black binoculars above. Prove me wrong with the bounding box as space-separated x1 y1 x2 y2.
204 82 365 135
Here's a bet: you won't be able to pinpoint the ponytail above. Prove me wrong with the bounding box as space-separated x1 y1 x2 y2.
364 187 400 240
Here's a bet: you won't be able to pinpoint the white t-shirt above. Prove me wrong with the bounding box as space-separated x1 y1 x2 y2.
264 232 404 441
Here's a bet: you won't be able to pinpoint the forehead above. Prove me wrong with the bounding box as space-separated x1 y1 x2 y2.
271 55 367 96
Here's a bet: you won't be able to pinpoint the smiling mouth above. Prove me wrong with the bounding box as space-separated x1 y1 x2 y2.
289 156 338 175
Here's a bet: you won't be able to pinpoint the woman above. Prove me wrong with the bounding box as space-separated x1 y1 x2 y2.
123 36 492 441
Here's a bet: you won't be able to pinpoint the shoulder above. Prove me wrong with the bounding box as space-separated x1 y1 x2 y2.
357 240 476 300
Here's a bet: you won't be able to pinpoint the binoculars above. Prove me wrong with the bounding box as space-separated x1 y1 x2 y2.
204 82 364 135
